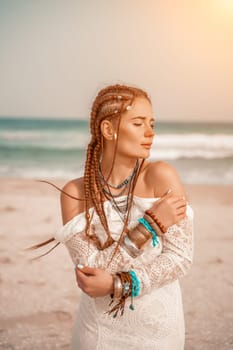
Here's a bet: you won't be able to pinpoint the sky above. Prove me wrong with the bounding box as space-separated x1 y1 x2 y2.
0 0 233 121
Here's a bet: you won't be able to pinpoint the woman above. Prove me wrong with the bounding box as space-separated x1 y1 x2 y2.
55 84 194 349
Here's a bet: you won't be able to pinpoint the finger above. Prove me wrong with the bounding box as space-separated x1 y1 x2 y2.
80 266 97 276
170 196 186 204
76 279 84 289
75 273 83 288
157 189 173 203
162 188 173 197
76 269 90 284
175 202 187 210
177 210 186 218
171 201 187 211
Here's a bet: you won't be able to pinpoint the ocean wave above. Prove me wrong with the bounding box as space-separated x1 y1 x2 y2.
2 131 233 145
150 149 233 160
1 132 233 160
154 134 233 148
0 130 90 149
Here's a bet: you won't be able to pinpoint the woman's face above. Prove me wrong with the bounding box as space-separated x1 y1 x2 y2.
116 97 155 159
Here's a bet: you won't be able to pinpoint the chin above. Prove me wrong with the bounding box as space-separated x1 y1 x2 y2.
127 149 151 159
141 150 151 158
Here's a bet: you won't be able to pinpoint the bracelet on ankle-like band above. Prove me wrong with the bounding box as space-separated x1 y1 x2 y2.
138 217 159 247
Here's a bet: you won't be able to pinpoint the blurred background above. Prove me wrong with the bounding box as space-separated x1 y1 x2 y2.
0 0 232 184
0 1 233 350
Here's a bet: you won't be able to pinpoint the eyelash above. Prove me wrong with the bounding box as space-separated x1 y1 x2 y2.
133 123 155 129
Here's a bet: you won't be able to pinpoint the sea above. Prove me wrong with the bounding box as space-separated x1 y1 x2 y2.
0 117 233 185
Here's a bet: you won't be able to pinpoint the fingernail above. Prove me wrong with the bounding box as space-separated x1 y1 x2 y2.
167 189 172 194
77 263 84 270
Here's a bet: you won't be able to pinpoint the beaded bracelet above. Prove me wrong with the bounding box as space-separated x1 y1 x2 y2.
138 217 159 247
143 213 163 237
145 209 167 233
107 270 140 317
129 270 140 297
129 270 141 310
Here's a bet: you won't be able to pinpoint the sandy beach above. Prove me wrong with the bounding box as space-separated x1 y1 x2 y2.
0 178 233 350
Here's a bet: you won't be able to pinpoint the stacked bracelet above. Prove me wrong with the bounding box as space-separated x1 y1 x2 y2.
122 235 143 258
113 274 122 299
107 270 140 317
143 213 163 237
145 209 167 233
138 217 159 247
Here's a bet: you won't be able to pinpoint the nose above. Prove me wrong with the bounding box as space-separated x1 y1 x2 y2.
144 125 155 137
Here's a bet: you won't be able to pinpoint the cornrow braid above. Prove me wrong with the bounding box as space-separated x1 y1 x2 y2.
27 84 151 259
83 84 151 253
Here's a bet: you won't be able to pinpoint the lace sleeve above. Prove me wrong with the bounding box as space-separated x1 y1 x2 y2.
132 207 194 295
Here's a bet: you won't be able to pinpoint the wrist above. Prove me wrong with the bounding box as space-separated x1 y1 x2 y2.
128 226 149 248
145 209 166 233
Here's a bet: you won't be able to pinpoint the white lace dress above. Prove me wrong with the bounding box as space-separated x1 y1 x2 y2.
55 196 194 350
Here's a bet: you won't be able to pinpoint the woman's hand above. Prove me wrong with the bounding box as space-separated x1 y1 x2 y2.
75 266 114 298
150 190 187 231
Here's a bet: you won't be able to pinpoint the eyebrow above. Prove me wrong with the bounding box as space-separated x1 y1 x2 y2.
131 116 155 121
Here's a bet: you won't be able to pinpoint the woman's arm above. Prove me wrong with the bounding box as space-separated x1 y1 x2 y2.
130 209 193 294
60 177 85 225
76 206 193 297
76 162 193 297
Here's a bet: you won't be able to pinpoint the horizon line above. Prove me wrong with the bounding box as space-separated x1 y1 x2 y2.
0 115 232 124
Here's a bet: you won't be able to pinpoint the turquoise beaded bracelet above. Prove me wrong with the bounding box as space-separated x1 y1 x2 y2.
129 270 141 297
129 270 140 310
138 217 159 247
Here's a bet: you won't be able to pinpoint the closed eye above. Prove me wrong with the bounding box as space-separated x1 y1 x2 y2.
133 123 155 129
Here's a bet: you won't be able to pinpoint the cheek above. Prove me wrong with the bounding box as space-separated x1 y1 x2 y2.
118 126 142 143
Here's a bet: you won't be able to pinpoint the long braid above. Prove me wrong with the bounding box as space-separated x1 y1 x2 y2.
82 84 151 252
28 84 151 258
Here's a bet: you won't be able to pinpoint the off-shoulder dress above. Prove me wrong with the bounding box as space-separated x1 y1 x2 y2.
55 195 194 350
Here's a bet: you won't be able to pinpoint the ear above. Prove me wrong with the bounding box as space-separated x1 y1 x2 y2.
100 120 114 140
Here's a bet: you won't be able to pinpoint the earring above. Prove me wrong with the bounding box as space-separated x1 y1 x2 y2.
114 132 117 140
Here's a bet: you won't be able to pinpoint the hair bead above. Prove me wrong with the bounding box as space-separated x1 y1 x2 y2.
83 84 151 254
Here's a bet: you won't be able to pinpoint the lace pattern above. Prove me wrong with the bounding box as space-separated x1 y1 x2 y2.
132 214 193 294
55 196 194 349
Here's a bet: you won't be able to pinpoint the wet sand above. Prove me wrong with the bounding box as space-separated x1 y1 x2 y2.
0 178 233 349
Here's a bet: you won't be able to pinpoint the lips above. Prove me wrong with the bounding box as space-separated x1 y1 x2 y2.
141 143 152 149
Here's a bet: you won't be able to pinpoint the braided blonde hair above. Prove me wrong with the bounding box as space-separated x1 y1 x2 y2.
83 84 151 252
30 84 151 260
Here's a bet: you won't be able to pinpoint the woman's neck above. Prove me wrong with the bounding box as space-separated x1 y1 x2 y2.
100 155 140 187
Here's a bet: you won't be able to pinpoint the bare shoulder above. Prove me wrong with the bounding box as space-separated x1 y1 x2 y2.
144 160 186 197
60 177 85 225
